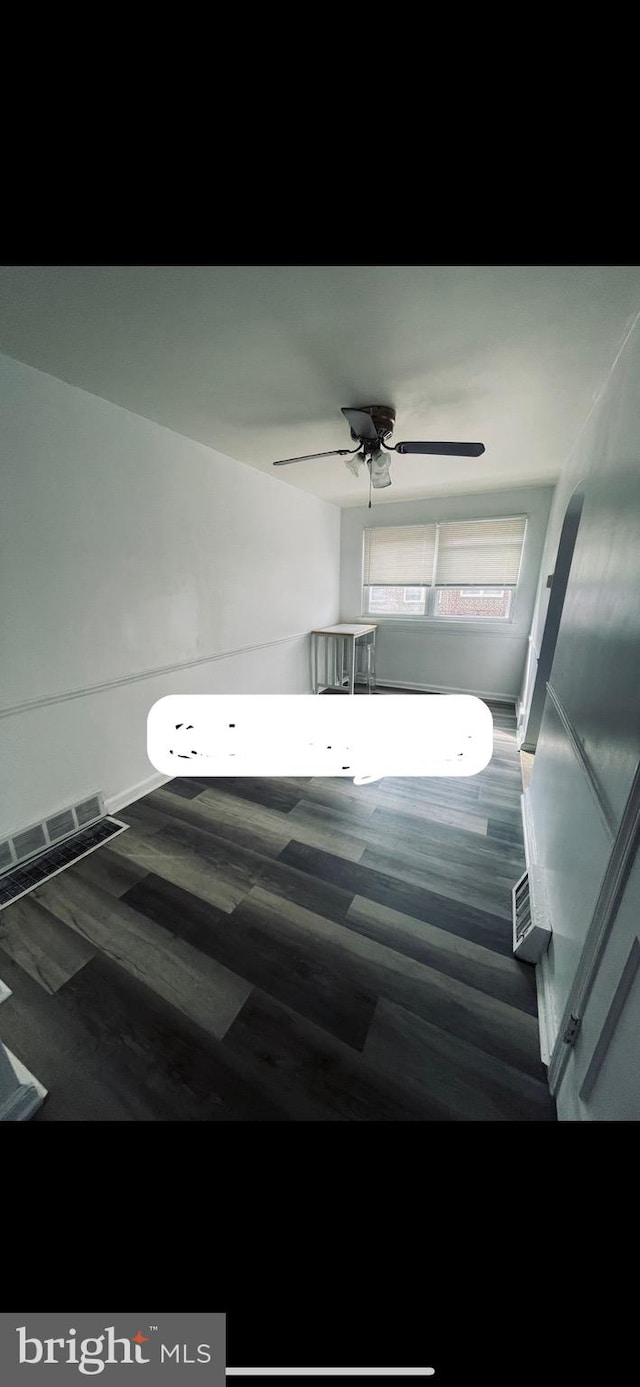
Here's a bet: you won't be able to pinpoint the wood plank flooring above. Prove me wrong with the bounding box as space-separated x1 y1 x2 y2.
0 694 555 1120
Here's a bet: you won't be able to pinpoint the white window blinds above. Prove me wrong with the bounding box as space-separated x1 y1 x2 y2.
363 516 526 588
435 517 526 586
363 524 437 586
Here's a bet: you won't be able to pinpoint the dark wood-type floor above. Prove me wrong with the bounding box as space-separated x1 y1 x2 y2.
0 694 555 1120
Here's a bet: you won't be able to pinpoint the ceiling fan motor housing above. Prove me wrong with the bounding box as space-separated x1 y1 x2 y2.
348 405 396 443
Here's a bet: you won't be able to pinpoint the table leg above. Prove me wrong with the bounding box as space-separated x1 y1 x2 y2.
350 636 356 695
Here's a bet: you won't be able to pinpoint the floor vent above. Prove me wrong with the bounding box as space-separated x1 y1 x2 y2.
0 793 108 875
0 818 129 911
46 808 76 842
512 867 552 962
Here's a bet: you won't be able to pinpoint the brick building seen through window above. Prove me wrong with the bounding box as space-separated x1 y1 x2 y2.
367 586 513 619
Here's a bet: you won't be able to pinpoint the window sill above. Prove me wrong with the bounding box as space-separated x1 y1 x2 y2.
358 615 523 637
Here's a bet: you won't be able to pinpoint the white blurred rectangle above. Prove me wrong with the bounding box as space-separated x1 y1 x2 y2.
147 695 492 783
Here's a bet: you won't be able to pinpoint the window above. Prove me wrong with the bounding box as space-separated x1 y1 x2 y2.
368 586 427 615
362 516 526 621
434 587 513 619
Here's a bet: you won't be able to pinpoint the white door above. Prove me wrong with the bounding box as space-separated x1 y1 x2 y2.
553 788 640 1120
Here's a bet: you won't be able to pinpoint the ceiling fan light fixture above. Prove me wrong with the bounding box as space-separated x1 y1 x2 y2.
368 447 392 489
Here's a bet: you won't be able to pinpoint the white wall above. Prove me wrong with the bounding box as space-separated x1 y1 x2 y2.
340 486 553 700
0 354 340 838
521 313 640 1116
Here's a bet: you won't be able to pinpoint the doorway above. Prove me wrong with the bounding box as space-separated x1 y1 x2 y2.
520 486 585 753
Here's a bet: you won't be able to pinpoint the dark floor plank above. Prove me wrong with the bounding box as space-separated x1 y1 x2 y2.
123 874 376 1051
358 842 515 922
345 895 537 1016
487 817 525 846
284 797 516 907
224 989 455 1121
162 777 206 800
31 869 251 1039
278 840 514 957
146 788 291 859
51 955 289 1121
190 776 301 814
235 887 544 1080
121 872 234 950
479 800 524 827
0 949 170 1121
119 799 172 836
0 894 96 994
364 999 555 1121
247 848 354 926
254 853 355 922
0 950 287 1122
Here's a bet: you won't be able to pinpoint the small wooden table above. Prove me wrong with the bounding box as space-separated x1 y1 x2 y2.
310 623 377 695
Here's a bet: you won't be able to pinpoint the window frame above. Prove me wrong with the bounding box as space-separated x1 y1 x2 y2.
361 515 527 626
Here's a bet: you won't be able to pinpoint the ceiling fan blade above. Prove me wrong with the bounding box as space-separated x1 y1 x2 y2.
393 441 486 457
341 407 379 442
273 448 356 466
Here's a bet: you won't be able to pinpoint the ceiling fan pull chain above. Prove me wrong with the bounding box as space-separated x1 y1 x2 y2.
368 463 372 509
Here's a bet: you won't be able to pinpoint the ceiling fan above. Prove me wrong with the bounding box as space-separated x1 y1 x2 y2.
272 406 485 505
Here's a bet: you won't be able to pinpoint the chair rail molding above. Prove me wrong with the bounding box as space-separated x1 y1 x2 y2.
0 630 311 719
545 681 617 841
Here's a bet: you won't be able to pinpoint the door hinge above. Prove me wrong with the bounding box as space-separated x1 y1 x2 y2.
563 1014 581 1045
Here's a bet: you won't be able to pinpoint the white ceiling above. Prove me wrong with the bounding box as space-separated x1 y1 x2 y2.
1 264 639 507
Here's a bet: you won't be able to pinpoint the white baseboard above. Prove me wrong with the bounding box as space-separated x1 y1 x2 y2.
374 678 516 705
522 788 558 1066
106 770 171 815
535 951 559 1068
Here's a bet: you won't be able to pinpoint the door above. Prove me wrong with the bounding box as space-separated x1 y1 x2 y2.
553 783 640 1120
